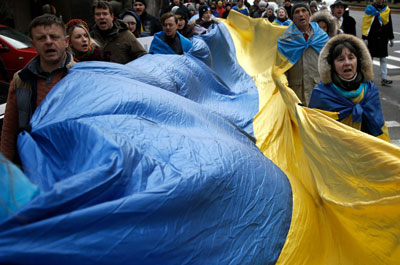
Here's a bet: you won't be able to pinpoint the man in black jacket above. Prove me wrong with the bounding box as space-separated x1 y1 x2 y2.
133 0 162 37
283 0 293 20
330 0 356 35
362 0 394 85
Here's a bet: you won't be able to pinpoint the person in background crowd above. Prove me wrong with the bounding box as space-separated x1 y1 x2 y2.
309 1 318 15
309 34 389 141
133 0 162 37
232 0 249 16
362 0 394 86
330 0 356 35
149 12 193 54
66 19 103 61
187 4 197 18
222 2 232 18
252 0 267 18
273 7 291 26
175 7 195 38
198 0 207 7
1 14 75 163
249 0 260 17
42 3 57 15
283 0 293 20
91 1 146 63
107 0 132 17
210 2 220 18
193 5 219 34
277 2 329 105
120 10 142 38
244 0 251 9
162 0 190 19
262 6 276 23
216 1 226 18
310 11 337 37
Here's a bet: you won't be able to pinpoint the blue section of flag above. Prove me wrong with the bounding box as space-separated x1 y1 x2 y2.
365 4 387 22
0 23 292 264
278 22 329 65
309 81 385 136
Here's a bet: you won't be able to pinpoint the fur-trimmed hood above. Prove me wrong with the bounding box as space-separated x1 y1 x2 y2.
318 34 373 84
310 11 337 38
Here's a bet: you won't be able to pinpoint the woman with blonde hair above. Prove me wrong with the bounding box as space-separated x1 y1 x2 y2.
273 7 291 26
66 19 103 62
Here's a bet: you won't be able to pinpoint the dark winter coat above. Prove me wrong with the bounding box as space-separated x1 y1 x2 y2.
310 11 337 38
363 4 394 58
73 46 103 62
340 14 356 36
178 23 195 39
91 20 146 64
140 11 162 37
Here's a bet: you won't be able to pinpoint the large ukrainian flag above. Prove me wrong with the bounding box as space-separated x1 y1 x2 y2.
0 11 399 264
223 11 400 264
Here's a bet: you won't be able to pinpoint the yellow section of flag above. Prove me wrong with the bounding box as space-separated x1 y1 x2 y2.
222 11 400 264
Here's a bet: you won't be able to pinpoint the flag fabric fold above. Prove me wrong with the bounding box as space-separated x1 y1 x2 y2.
1 11 400 265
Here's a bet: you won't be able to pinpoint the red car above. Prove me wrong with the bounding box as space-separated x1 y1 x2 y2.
0 25 37 82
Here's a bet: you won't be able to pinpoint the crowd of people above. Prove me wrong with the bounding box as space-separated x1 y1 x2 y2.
0 0 395 165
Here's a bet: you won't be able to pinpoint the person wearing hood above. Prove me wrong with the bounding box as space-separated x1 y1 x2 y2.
262 6 276 23
133 0 162 37
309 1 318 15
252 0 267 18
310 11 337 38
309 34 389 141
91 1 146 63
273 7 291 26
362 0 394 86
120 10 142 38
277 2 329 104
187 4 197 18
149 12 192 55
193 5 219 35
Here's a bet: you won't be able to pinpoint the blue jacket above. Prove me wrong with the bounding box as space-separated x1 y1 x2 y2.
149 31 193 55
232 5 249 16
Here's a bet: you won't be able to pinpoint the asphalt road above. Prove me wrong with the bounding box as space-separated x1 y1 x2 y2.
349 8 400 146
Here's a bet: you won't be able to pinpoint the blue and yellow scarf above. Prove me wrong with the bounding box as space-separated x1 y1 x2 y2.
362 4 390 36
277 22 329 65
